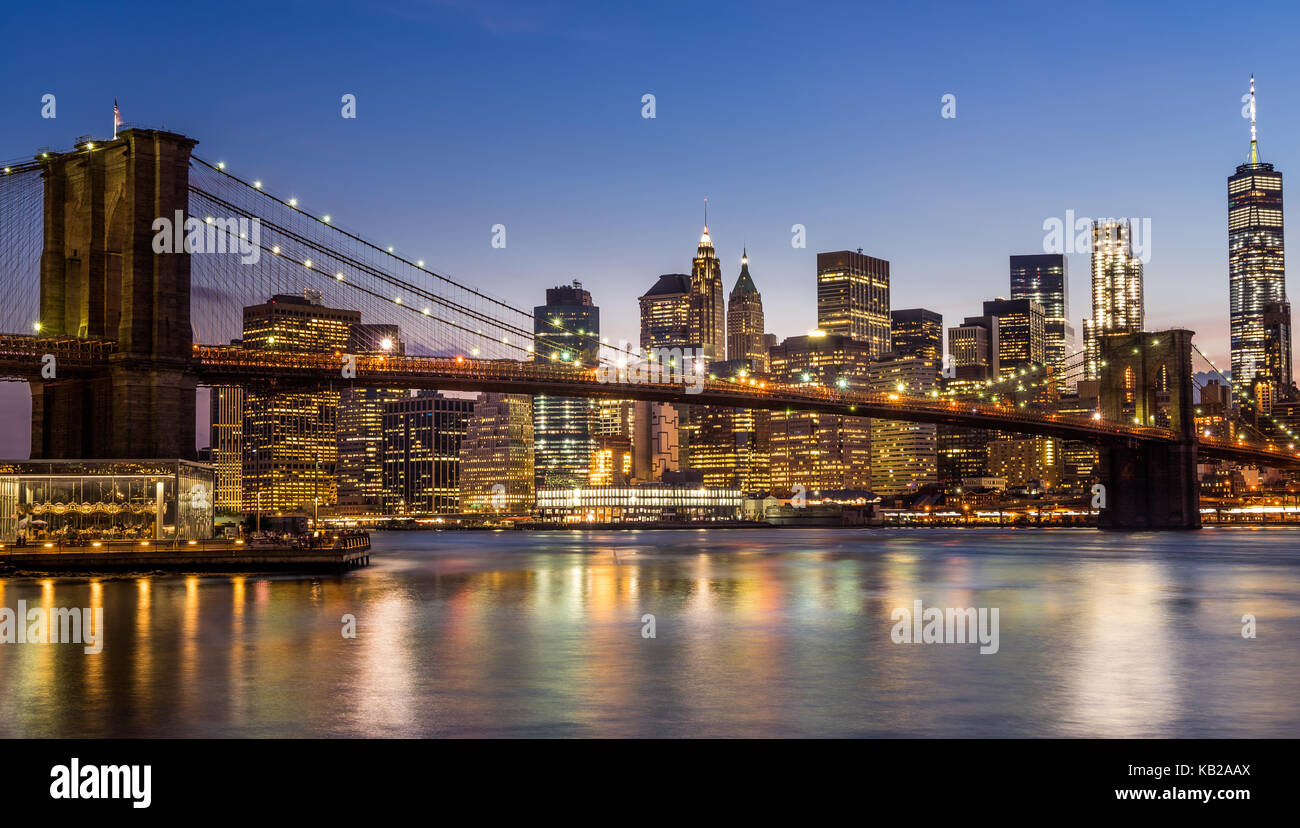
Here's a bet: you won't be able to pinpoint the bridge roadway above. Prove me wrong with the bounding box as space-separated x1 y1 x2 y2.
189 345 1299 468
0 335 1294 468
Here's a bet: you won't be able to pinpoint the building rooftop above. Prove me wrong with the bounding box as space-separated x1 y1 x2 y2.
641 273 691 298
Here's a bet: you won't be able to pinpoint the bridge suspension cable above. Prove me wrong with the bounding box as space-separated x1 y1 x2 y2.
1191 343 1297 449
188 156 638 365
0 164 43 342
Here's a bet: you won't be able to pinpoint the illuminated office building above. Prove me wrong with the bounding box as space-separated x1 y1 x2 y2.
687 360 771 494
209 386 244 512
936 347 996 489
534 282 599 488
1054 385 1100 492
890 308 943 360
632 399 681 481
689 226 726 362
867 356 939 495
383 391 475 515
982 298 1045 378
816 250 891 354
727 250 768 371
988 435 1062 489
241 293 359 515
590 398 636 486
1083 221 1144 379
636 274 692 481
639 274 692 352
1230 77 1287 399
336 324 405 516
1263 301 1293 396
768 332 874 494
938 424 989 490
948 316 999 374
1010 253 1074 385
459 393 534 513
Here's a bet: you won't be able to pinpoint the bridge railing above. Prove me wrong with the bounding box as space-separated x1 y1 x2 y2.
0 334 118 361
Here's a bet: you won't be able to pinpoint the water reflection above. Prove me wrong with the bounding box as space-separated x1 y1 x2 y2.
1 528 1298 737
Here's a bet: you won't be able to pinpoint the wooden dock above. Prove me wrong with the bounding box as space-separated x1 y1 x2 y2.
0 534 372 574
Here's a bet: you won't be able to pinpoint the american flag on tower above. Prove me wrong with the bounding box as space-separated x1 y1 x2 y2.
113 98 121 139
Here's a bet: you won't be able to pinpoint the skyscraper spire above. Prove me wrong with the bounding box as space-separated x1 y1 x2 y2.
1249 74 1258 165
727 247 766 371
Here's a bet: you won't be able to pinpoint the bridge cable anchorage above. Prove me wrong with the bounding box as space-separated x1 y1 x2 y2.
190 157 642 364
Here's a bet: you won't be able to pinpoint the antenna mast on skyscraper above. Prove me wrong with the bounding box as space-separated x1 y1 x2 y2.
1249 74 1258 165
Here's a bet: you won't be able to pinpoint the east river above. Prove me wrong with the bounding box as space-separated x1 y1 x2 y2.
1 528 1297 737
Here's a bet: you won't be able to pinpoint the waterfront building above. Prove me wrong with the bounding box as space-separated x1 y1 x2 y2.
0 460 215 542
534 483 741 523
460 393 534 513
988 435 1062 490
336 324 405 516
209 386 244 512
382 391 476 515
241 293 359 515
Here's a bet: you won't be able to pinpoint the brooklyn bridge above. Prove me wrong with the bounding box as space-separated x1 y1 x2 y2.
1 128 1294 529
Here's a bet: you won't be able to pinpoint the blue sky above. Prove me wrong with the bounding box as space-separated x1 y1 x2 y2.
2 0 1298 454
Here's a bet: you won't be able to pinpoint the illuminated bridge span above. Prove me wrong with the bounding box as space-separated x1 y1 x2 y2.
191 346 1179 441
0 127 1295 529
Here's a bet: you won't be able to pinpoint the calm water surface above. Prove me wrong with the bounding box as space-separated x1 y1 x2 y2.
1 527 1297 737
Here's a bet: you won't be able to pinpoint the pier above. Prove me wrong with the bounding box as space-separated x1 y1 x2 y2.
0 532 372 574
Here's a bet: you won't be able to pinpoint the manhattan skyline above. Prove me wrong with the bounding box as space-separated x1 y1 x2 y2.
1 0 1297 456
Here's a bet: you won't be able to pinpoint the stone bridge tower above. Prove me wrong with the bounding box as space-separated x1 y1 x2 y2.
1096 328 1200 529
30 128 198 459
